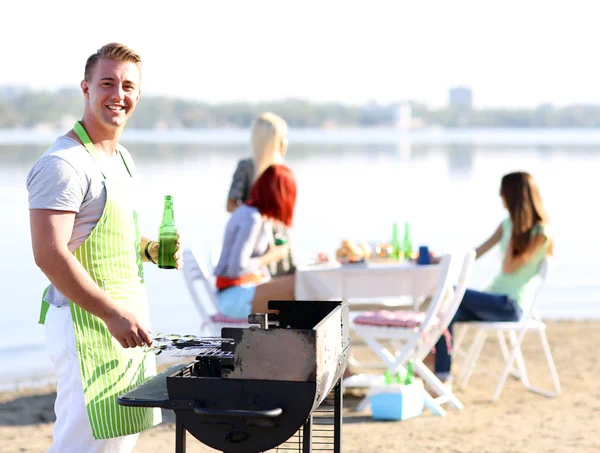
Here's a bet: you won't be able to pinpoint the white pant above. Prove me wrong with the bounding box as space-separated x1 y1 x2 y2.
45 305 139 453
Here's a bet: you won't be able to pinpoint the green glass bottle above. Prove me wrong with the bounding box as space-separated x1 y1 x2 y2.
274 234 288 246
391 222 401 260
158 195 178 269
403 222 413 259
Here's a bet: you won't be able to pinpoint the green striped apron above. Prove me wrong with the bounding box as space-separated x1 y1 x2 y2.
39 121 161 439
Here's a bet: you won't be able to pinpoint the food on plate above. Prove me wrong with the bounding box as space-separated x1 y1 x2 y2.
335 239 371 260
316 252 330 263
358 242 372 259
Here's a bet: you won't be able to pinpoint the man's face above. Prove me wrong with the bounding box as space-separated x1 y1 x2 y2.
81 58 141 129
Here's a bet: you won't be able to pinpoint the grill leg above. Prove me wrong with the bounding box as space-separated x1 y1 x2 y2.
302 414 312 453
176 416 187 453
334 379 342 453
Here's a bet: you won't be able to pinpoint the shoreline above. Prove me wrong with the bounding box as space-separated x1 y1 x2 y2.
3 313 599 391
1 320 599 452
7 127 600 146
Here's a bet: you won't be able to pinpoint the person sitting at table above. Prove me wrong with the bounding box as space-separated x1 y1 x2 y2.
214 164 296 318
226 112 295 277
433 171 553 384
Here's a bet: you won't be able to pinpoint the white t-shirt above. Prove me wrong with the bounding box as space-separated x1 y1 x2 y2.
27 136 134 306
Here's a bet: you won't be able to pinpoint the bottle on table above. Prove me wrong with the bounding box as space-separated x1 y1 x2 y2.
158 195 178 269
403 222 413 260
391 222 401 260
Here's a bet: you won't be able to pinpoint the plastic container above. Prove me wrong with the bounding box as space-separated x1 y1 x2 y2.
370 379 425 421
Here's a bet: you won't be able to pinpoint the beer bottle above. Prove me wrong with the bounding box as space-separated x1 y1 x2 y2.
274 234 288 246
390 222 401 260
403 222 413 259
158 195 178 269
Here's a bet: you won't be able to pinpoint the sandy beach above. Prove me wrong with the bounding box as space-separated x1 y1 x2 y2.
1 320 598 453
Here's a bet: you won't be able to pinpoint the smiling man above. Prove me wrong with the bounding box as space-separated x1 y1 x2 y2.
26 43 182 453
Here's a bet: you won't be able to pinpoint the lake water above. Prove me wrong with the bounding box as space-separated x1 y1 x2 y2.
1 128 599 389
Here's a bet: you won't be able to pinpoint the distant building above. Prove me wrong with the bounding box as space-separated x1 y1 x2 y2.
449 86 473 109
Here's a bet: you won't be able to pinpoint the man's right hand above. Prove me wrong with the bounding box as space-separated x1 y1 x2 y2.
103 306 153 349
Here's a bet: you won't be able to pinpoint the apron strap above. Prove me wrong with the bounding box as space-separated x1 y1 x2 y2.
74 121 133 179
38 285 51 325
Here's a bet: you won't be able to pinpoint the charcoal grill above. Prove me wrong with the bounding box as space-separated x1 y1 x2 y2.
118 300 349 453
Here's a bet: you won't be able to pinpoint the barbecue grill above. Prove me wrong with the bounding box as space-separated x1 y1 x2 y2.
118 300 349 453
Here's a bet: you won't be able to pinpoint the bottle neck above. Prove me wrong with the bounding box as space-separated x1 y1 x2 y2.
392 223 399 240
162 199 175 225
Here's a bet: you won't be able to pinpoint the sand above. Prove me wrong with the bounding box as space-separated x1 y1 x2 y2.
1 320 599 453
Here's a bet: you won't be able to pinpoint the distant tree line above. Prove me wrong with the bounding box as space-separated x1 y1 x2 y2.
2 86 600 129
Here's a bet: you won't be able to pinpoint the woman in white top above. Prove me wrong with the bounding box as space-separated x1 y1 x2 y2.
215 164 297 318
226 112 295 277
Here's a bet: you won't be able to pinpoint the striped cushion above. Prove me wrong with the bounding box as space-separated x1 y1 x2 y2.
210 313 248 324
354 310 439 328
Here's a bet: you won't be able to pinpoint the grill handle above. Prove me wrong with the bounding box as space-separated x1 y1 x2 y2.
193 405 283 419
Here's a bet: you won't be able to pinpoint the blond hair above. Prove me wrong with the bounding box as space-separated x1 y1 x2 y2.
84 42 142 81
251 112 288 179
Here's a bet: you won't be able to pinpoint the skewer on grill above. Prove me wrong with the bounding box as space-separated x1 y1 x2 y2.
141 334 235 357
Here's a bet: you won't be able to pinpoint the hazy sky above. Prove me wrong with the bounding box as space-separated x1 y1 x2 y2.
3 0 599 108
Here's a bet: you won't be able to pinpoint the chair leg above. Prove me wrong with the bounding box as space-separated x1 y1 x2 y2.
492 329 529 402
496 332 513 376
540 329 561 396
422 390 448 416
363 337 397 368
457 329 487 390
521 329 561 397
355 390 373 413
507 331 530 386
413 360 463 411
452 324 469 360
497 331 523 379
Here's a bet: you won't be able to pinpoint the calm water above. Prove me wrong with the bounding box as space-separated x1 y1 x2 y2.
1 128 599 387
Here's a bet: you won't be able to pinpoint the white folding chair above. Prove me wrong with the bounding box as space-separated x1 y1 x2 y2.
455 259 561 401
182 248 248 337
413 249 476 363
347 253 464 416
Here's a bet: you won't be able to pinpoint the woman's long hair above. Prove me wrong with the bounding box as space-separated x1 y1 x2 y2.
500 172 552 256
247 164 297 227
251 112 288 180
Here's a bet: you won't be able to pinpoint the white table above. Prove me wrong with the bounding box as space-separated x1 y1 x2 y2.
295 261 440 306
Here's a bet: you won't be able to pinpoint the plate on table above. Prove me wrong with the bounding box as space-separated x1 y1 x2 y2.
337 257 365 265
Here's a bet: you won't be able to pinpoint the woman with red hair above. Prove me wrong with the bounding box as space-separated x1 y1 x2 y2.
214 164 297 317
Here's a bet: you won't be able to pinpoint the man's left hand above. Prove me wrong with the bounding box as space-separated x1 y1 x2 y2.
149 232 184 270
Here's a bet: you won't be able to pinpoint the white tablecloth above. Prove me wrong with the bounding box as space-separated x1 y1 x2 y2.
295 261 440 303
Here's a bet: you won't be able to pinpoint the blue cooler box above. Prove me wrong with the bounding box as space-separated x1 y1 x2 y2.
370 380 425 421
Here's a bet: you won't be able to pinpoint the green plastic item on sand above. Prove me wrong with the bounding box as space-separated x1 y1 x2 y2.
404 361 415 385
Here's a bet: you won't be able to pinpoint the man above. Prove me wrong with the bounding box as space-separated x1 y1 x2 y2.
27 43 182 452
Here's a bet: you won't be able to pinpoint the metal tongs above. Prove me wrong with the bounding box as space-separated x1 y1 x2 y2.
142 333 233 356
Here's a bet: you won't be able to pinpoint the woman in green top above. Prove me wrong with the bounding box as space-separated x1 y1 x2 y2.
435 172 553 381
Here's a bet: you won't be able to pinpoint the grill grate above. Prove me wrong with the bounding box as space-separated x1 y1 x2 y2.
145 335 235 358
265 385 340 453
